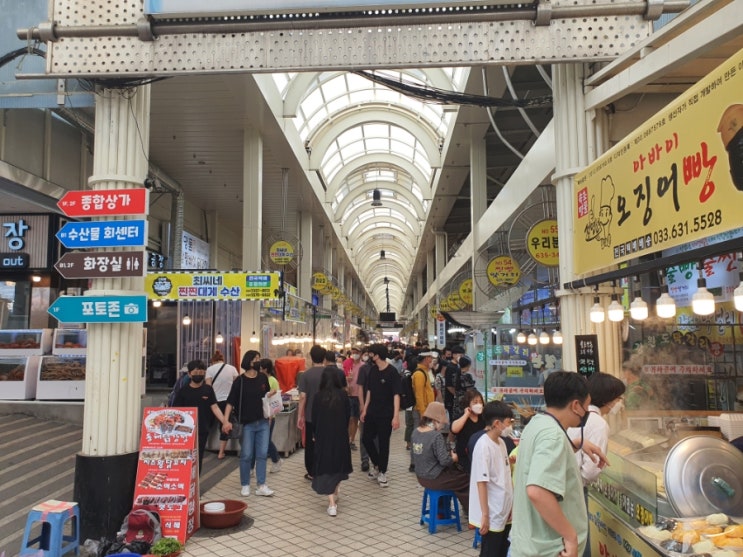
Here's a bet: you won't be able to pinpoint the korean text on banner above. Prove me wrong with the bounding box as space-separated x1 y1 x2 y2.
573 46 743 275
146 271 281 301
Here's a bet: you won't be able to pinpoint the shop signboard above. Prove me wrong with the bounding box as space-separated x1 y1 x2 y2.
1 214 52 268
56 220 147 248
181 230 210 270
436 314 446 348
48 294 148 323
145 271 281 301
587 497 657 557
573 46 743 275
575 334 600 376
57 188 148 217
134 407 200 543
526 219 559 267
54 251 146 279
0 252 29 270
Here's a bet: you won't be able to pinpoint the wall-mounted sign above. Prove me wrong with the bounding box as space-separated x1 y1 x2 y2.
573 46 743 275
269 240 295 265
1 215 52 268
54 251 146 279
575 334 600 376
486 255 521 287
56 220 147 248
145 272 281 301
48 294 148 323
526 219 559 267
0 252 29 270
181 230 210 270
57 188 148 217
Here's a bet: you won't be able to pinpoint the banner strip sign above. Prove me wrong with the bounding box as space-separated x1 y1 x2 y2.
146 271 281 301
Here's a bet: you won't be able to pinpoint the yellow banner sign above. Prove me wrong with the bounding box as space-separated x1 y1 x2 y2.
269 240 295 265
487 255 521 287
146 272 281 300
311 272 329 293
527 219 559 267
573 46 743 275
459 278 473 306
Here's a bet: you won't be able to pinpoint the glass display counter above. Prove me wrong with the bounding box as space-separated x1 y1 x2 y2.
0 356 40 399
52 328 87 355
36 355 86 400
0 329 52 355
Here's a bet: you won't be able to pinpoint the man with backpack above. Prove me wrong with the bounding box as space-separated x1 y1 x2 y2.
408 350 436 472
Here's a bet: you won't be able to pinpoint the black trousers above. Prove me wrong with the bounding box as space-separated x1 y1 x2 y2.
303 421 315 476
362 415 393 473
480 524 511 557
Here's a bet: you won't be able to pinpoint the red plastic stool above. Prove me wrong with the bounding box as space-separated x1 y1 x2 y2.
20 500 80 557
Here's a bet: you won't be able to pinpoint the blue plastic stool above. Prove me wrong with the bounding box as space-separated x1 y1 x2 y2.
419 488 461 534
473 528 481 548
20 500 80 557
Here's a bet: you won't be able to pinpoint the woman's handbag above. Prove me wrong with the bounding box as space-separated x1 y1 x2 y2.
227 376 244 439
262 390 283 419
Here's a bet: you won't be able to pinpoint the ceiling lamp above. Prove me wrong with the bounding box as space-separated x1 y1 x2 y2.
250 331 259 343
629 277 648 321
31 275 42 283
516 330 526 344
182 314 191 326
527 332 538 346
152 299 162 308
589 296 605 323
656 285 676 319
691 264 715 316
371 189 382 207
539 330 550 344
552 330 563 344
607 294 624 322
215 332 224 344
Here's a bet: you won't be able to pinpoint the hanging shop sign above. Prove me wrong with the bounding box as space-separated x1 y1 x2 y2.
268 240 295 265
459 278 473 306
573 46 743 275
447 291 465 310
57 188 148 217
436 315 446 348
311 272 330 293
145 271 281 301
575 334 600 376
526 219 559 267
56 220 147 249
48 294 148 323
486 255 521 287
54 251 146 279
429 305 438 319
181 230 210 270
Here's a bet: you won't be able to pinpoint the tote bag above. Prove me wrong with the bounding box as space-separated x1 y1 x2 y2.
262 390 283 418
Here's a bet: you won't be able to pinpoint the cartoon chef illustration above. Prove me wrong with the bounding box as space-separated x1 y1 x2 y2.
597 176 615 248
717 103 743 192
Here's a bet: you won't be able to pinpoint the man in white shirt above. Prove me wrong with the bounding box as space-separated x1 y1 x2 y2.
205 350 239 459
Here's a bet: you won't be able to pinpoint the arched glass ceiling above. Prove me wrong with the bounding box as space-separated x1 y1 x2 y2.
273 68 465 313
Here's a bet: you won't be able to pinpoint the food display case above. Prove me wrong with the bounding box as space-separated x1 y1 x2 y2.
52 329 87 355
0 356 40 399
36 355 86 400
0 329 52 355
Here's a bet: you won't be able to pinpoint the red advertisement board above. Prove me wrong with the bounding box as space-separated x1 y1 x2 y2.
57 188 148 217
134 407 200 544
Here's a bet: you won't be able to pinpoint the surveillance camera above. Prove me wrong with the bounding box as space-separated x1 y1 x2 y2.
144 178 155 189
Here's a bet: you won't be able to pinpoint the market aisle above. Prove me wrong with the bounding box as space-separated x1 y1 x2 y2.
188 422 475 557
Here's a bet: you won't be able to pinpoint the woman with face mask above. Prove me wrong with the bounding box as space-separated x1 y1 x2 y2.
450 389 487 473
410 401 470 511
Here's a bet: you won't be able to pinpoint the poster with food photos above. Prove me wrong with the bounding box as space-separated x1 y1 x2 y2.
134 407 200 543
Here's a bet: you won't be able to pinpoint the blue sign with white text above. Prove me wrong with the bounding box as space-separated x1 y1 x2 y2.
48 295 148 323
56 220 146 248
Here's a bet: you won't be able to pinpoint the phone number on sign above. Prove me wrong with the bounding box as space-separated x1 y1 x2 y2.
651 209 722 245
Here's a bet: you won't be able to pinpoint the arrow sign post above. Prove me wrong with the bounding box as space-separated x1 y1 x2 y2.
54 251 146 279
56 220 147 248
57 188 148 217
48 295 148 323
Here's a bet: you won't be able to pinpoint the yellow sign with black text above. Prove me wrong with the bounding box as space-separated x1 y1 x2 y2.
527 219 559 267
573 46 743 275
146 272 281 301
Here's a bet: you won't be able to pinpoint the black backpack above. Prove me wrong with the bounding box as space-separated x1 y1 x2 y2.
167 372 190 407
400 369 417 410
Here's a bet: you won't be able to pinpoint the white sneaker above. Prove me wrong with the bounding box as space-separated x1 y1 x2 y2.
327 505 337 517
240 485 250 497
377 472 388 487
255 484 275 497
270 459 283 473
367 466 379 480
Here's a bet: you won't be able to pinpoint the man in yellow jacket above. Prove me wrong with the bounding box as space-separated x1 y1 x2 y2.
410 351 436 472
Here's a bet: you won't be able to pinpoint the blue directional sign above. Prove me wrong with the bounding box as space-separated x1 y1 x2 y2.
48 295 148 323
56 220 147 248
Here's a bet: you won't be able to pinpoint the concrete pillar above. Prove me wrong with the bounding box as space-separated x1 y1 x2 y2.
552 63 621 374
240 127 262 355
470 126 488 310
426 251 435 290
73 85 150 540
206 209 218 269
435 232 447 278
298 211 312 300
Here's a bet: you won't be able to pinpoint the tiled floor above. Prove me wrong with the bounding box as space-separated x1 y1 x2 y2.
187 425 475 557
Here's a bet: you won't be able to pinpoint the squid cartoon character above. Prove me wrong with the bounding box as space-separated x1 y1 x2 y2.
598 176 615 248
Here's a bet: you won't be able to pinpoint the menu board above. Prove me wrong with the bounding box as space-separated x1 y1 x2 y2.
575 334 600 376
134 407 200 543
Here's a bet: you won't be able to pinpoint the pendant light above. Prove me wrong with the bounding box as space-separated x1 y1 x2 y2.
516 330 527 344
215 332 224 344
656 271 676 319
250 331 259 343
607 292 624 322
539 330 550 344
527 332 538 346
691 263 715 316
589 295 605 323
182 314 191 326
629 276 648 321
552 330 563 344
152 299 162 308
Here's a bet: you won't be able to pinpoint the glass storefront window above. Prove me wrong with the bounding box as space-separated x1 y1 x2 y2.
0 279 30 329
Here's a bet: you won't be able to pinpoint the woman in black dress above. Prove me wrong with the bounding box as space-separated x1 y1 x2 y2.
311 366 353 516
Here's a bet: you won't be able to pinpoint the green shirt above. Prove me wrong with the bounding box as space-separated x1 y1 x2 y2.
510 414 587 557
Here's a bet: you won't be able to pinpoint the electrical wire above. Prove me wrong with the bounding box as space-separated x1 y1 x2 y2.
0 46 46 68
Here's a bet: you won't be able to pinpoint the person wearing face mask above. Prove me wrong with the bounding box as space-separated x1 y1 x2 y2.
410 401 470 511
567 372 625 557
510 371 609 557
450 389 487 473
173 359 230 474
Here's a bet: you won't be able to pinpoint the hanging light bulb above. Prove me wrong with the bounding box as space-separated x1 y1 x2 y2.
552 330 563 344
527 332 538 346
215 332 224 344
655 284 676 319
516 330 526 344
31 275 42 283
250 331 259 343
589 296 605 323
272 334 280 346
152 299 162 308
539 330 550 344
607 294 624 322
182 314 191 326
692 277 715 315
629 278 648 321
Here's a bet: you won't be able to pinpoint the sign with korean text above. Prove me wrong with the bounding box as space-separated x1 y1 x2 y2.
56 220 147 248
575 334 600 376
459 278 473 305
490 386 544 396
573 46 743 275
181 230 210 269
54 251 145 279
269 240 295 265
57 188 148 217
489 359 528 366
311 272 332 294
146 271 281 301
1 214 52 268
587 498 657 557
526 219 559 266
436 317 446 348
134 407 199 543
486 255 521 287
665 253 739 306
48 294 148 323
